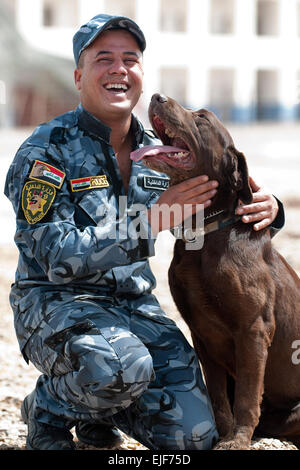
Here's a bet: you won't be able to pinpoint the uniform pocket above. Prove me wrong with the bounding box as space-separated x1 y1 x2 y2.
77 189 113 225
44 319 97 353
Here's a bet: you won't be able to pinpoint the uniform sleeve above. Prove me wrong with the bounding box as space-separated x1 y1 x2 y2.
269 197 285 238
4 145 155 284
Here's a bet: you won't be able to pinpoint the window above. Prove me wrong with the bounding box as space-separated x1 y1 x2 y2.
210 0 235 35
256 0 279 36
42 0 78 27
209 69 234 121
104 0 136 21
160 67 188 105
256 70 279 119
160 0 187 32
297 70 300 118
2 0 17 17
43 4 54 27
0 80 6 105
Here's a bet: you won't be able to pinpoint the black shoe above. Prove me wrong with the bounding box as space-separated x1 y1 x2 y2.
75 421 123 448
21 391 76 450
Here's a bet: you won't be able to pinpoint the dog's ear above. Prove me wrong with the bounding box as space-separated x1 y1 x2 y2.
224 146 253 204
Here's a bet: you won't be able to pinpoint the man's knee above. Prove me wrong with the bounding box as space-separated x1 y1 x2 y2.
68 330 155 409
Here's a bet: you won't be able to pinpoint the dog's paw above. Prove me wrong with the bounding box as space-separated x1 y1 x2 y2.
213 438 250 450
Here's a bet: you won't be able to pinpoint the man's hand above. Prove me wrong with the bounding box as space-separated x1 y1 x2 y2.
235 176 279 231
147 175 219 236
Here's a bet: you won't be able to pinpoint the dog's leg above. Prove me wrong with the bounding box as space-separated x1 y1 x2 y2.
191 333 234 439
215 319 272 450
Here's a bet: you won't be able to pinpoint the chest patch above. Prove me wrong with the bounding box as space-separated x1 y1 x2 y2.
22 181 56 224
70 175 110 192
143 175 169 191
29 160 65 189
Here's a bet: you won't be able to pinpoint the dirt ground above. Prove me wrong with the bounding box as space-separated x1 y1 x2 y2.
0 126 299 451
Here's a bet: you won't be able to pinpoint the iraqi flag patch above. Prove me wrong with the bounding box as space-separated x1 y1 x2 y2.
29 160 66 189
70 175 109 192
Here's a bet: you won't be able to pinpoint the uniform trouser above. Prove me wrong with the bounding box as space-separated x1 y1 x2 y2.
23 293 218 450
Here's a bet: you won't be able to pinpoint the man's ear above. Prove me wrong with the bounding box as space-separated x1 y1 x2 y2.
74 68 82 91
224 145 252 204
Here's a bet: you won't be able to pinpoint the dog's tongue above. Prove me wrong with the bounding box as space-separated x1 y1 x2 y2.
130 145 186 162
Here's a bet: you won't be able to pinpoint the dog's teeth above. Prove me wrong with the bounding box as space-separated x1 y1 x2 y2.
166 151 189 158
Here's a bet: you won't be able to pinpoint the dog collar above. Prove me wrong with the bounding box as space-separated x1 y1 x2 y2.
178 209 242 243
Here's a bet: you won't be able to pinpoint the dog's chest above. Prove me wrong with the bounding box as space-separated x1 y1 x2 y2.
170 248 238 373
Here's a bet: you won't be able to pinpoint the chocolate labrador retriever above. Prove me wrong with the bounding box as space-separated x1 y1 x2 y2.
131 93 300 450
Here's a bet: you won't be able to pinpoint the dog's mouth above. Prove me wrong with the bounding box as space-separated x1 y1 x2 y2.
130 114 195 170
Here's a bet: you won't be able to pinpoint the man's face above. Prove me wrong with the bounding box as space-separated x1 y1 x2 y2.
74 29 144 123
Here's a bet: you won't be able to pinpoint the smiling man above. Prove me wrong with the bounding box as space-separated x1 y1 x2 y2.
4 14 283 451
75 31 143 120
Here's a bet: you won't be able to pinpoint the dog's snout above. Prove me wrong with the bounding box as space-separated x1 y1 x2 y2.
152 93 168 104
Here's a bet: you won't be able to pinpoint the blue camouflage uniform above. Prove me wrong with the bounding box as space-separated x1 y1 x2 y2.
4 104 219 450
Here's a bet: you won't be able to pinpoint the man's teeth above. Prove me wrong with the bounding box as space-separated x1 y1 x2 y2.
165 128 176 138
105 83 128 90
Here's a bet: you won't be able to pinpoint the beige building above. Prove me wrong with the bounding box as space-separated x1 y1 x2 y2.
2 0 300 125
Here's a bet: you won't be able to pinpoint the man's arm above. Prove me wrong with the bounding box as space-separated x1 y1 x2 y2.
147 175 219 235
235 176 284 235
5 145 155 284
147 174 284 237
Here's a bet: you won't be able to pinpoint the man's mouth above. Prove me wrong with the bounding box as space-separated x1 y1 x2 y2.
130 114 195 170
104 83 129 93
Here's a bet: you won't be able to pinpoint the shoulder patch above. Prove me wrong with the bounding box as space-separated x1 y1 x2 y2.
22 181 56 225
29 160 66 189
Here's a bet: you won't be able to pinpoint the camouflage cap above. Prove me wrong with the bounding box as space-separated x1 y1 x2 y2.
73 14 146 66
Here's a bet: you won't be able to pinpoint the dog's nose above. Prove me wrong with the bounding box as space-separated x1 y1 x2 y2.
152 93 168 104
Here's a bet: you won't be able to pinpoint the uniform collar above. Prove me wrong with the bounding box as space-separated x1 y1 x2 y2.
76 104 144 148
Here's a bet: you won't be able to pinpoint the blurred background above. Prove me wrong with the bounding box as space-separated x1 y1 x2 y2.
1 0 300 126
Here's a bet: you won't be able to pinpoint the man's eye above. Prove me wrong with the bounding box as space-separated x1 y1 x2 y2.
124 58 137 64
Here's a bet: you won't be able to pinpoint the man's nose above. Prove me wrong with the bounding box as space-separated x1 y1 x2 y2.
109 58 127 75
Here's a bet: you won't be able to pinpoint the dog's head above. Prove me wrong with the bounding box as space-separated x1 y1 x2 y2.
131 93 252 205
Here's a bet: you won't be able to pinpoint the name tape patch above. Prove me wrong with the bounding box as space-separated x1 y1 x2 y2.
29 160 65 189
143 175 169 191
70 175 109 192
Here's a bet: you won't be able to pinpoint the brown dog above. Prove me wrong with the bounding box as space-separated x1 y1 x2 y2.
131 93 300 450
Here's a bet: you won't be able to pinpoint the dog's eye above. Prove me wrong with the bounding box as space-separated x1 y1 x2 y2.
196 113 209 123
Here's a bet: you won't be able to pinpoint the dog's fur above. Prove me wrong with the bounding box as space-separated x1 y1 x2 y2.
143 94 300 450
